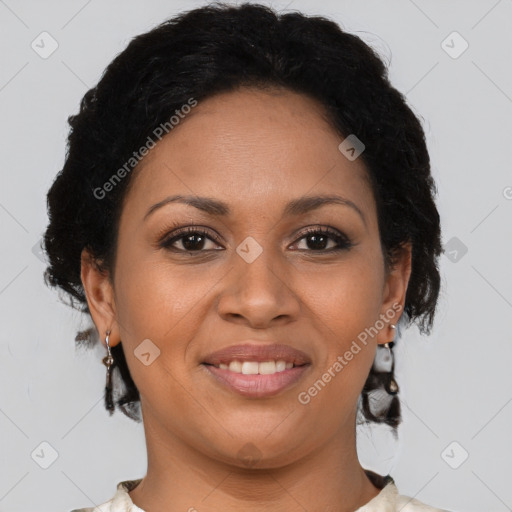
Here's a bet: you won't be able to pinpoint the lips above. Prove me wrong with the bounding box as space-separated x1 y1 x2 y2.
204 363 310 398
202 342 312 367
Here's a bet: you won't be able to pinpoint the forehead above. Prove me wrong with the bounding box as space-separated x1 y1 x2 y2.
122 86 376 224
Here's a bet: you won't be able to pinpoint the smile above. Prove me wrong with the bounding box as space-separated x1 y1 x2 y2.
202 362 311 398
211 360 295 374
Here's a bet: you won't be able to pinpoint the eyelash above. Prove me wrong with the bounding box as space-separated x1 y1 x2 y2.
158 224 354 254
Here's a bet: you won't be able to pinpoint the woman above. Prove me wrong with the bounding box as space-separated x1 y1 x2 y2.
43 3 450 511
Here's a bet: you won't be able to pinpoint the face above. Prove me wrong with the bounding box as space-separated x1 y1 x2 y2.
82 86 411 468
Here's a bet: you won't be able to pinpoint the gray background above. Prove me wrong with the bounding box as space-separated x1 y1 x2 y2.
0 0 511 511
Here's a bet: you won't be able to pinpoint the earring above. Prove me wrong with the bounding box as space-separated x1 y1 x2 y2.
102 330 116 414
372 324 399 395
385 324 398 394
360 323 401 429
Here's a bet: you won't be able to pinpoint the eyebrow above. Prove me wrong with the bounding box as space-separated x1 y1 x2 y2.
144 194 366 226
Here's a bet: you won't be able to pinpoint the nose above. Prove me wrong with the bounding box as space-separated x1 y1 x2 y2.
216 243 302 329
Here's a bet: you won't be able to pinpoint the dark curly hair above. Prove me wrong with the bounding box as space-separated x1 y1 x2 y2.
43 2 443 428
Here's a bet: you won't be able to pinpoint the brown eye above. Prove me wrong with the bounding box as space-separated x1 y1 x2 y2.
292 227 354 252
160 227 223 252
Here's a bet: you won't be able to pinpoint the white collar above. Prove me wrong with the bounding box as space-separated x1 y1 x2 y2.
95 472 446 512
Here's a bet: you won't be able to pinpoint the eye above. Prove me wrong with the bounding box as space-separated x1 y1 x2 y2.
158 224 354 254
291 226 354 252
159 227 223 252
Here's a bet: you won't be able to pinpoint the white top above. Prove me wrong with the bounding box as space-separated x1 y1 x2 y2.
70 471 452 512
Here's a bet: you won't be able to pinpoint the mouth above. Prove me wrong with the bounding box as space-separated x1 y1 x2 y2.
202 363 311 398
202 342 311 367
201 342 312 398
203 359 303 373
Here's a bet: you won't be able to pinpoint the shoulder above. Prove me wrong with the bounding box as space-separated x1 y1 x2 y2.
69 505 111 512
396 493 454 511
69 501 112 512
69 478 143 512
355 475 454 512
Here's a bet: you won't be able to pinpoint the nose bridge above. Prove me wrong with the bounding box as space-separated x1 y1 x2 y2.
216 234 300 325
235 234 284 297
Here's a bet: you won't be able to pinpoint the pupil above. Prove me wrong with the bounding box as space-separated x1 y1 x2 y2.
308 234 327 250
183 234 204 250
180 233 330 251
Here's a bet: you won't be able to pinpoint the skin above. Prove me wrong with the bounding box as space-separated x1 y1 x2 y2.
81 86 412 512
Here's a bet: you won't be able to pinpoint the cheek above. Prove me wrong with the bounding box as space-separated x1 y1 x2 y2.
114 252 212 337
299 251 384 333
112 248 232 394
295 252 383 396
112 257 210 406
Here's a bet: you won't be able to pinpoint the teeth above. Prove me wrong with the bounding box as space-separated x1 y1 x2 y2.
276 360 286 372
229 361 243 373
241 361 259 375
215 360 295 375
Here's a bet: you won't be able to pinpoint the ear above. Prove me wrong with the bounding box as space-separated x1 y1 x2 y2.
376 241 412 346
80 248 121 348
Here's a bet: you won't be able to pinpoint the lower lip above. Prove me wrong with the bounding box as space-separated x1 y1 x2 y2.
202 364 311 398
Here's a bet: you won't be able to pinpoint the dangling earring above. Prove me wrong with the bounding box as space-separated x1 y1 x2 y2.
102 330 116 414
380 324 399 395
360 323 401 429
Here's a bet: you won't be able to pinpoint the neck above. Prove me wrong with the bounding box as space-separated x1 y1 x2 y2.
129 402 381 512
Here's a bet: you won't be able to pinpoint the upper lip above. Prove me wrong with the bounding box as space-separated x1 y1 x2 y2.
202 342 312 366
